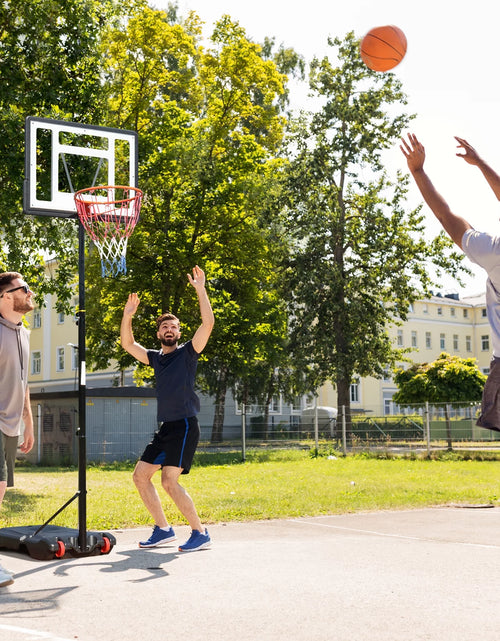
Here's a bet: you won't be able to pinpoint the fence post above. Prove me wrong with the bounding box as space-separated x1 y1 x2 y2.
241 403 246 462
425 401 430 455
37 403 42 464
342 405 347 455
314 396 319 452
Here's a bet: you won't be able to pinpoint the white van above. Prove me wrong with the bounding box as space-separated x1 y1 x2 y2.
301 406 338 437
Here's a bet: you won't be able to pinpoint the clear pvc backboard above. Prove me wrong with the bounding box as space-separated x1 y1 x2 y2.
24 117 139 218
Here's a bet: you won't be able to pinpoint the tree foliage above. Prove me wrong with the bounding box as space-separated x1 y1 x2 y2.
0 0 138 308
393 352 486 449
84 7 291 440
393 352 486 405
278 33 468 419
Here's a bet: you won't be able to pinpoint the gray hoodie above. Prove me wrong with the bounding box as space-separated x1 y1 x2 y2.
0 315 30 436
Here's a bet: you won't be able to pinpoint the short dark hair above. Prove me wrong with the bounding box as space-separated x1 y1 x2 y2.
0 272 22 296
156 312 180 330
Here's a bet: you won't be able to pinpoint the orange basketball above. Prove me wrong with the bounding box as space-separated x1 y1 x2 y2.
360 25 407 72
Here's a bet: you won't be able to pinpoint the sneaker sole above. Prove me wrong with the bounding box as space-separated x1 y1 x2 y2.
138 536 177 548
178 540 211 553
0 578 14 587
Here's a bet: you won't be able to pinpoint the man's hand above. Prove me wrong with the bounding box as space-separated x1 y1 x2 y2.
19 429 34 454
124 293 140 316
455 136 482 166
400 133 425 173
187 265 206 291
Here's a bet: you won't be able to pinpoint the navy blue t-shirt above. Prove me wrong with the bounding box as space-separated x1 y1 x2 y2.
147 340 200 422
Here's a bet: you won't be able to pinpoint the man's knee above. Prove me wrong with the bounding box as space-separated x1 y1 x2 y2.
161 467 182 495
133 462 156 487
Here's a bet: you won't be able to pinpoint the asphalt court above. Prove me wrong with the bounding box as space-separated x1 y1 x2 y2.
1 507 500 641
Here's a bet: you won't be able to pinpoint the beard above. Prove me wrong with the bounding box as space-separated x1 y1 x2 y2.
13 298 34 315
160 336 178 347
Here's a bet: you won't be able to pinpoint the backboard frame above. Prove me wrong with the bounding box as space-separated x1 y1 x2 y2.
24 117 139 219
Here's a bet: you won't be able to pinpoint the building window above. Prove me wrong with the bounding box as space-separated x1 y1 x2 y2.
57 311 65 324
31 350 41 375
425 332 431 349
466 335 472 352
463 309 469 318
481 335 490 351
56 346 65 372
350 379 360 403
408 303 414 313
423 304 428 314
440 333 446 349
397 329 403 346
70 346 78 371
450 307 456 317
437 307 442 316
482 308 488 318
453 334 459 351
269 395 281 414
33 308 42 328
411 331 417 347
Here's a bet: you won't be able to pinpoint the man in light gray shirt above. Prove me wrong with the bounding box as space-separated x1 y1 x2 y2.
0 272 35 587
401 133 500 431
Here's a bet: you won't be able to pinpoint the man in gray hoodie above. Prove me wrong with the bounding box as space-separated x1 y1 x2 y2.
0 272 35 587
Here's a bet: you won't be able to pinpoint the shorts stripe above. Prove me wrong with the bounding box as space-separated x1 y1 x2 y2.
178 418 189 467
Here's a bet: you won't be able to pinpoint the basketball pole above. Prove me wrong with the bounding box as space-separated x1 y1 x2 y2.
77 220 88 552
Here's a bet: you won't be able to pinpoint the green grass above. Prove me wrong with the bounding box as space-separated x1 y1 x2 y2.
2 449 499 530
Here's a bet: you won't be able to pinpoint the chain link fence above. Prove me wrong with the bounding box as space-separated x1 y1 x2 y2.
22 393 500 466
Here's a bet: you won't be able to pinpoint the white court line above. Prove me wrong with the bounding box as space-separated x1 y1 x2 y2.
0 624 74 641
288 517 500 550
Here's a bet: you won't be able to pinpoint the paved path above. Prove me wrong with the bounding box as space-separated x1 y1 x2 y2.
1 507 499 641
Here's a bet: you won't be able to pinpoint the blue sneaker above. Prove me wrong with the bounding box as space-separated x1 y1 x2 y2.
139 525 176 548
178 528 211 552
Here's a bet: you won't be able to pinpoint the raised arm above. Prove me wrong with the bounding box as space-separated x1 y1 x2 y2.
400 133 472 249
455 136 500 201
120 293 150 365
188 265 215 354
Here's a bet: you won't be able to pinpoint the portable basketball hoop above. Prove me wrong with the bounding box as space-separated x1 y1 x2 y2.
74 185 143 277
0 119 141 561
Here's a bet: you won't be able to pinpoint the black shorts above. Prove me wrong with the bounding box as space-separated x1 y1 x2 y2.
140 416 200 474
477 356 500 433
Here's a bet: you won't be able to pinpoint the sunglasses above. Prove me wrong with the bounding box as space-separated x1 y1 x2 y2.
0 284 32 298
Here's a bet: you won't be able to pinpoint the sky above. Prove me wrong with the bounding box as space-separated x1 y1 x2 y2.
153 0 500 297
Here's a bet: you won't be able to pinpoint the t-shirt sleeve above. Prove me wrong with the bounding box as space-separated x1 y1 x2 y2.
462 228 500 272
185 340 200 360
147 349 158 368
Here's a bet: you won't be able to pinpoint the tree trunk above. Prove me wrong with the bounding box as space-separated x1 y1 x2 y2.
262 376 275 442
336 376 352 438
445 404 453 451
211 365 228 443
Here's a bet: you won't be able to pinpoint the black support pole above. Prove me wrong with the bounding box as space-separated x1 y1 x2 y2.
77 220 87 552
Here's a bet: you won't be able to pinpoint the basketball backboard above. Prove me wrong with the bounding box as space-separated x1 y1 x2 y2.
24 117 139 218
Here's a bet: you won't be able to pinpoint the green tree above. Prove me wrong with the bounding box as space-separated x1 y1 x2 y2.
85 8 290 441
278 33 467 426
393 352 486 450
0 0 136 308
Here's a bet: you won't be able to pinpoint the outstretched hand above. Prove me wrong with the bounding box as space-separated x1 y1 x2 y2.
400 133 425 173
124 293 140 316
455 136 481 166
187 265 206 291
